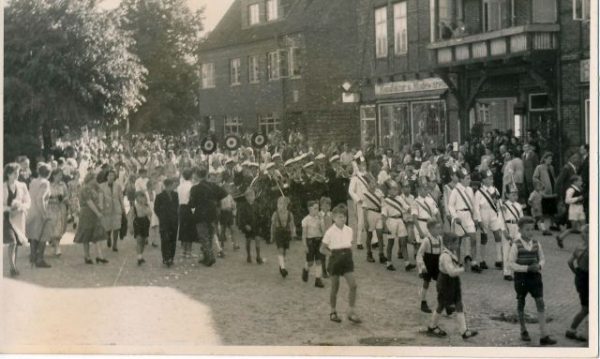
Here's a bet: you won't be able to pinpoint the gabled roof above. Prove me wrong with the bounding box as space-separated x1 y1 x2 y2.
198 0 355 52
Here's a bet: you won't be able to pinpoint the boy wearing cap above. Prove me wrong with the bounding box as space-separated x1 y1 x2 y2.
447 168 481 273
474 169 504 271
508 217 556 345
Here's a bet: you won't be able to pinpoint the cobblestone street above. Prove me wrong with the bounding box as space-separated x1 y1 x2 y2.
2 223 589 350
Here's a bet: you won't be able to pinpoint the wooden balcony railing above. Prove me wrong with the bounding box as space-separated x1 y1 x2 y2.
427 24 560 67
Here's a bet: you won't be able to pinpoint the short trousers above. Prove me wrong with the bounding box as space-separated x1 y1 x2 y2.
436 273 462 310
364 209 383 231
422 253 440 282
306 237 323 263
328 249 354 276
453 211 476 236
219 210 234 227
480 210 503 232
514 272 544 299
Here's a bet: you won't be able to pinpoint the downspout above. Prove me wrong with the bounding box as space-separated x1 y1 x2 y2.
555 0 563 166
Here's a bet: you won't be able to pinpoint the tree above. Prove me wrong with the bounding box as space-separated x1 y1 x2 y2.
120 0 204 133
4 0 147 160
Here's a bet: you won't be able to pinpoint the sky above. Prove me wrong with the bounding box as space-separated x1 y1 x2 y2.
99 0 235 33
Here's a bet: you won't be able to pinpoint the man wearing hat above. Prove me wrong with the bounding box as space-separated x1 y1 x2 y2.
474 169 504 272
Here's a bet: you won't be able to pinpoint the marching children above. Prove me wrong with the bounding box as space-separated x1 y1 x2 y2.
302 200 325 288
398 181 418 271
131 191 152 266
320 204 361 324
474 169 504 271
154 178 179 267
237 188 263 264
416 220 444 313
320 196 333 278
556 175 586 249
565 225 588 342
271 196 296 278
508 216 556 345
414 182 441 243
501 185 523 281
381 180 402 271
427 232 478 339
447 168 481 272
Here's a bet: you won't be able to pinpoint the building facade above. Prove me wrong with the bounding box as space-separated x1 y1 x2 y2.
197 0 362 147
356 0 590 156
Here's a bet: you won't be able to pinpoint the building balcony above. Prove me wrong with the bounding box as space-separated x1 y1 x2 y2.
427 24 560 68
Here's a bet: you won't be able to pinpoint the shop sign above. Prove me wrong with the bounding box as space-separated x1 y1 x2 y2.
375 78 448 96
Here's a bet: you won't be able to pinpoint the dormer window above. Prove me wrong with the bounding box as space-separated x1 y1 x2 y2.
249 3 260 25
267 0 279 21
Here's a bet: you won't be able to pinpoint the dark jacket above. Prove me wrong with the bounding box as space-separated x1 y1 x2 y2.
154 190 179 232
237 199 260 237
189 180 227 223
555 162 577 201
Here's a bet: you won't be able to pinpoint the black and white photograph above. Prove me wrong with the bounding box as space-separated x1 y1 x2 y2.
1 0 597 356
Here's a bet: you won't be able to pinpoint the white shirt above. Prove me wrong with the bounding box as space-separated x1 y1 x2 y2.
447 183 479 221
134 177 149 193
475 185 501 214
177 179 193 205
415 196 438 221
322 224 354 250
439 249 464 277
348 173 367 203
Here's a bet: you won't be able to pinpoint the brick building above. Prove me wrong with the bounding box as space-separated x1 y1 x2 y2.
197 0 362 147
356 0 590 157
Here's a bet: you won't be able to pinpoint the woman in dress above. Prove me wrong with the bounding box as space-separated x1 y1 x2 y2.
47 169 69 256
73 172 109 264
532 152 557 236
4 163 31 276
26 163 52 268
99 167 124 252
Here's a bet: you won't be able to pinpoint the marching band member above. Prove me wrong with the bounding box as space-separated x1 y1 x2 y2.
501 183 523 281
447 168 481 273
474 169 504 272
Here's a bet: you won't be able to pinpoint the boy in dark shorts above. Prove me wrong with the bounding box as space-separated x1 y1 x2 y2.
271 196 296 278
416 220 444 313
302 200 325 288
320 204 361 324
427 232 478 339
508 217 556 345
237 189 263 264
565 224 588 342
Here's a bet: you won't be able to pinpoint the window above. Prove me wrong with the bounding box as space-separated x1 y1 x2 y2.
394 2 407 55
477 103 491 124
375 7 388 58
289 48 301 77
224 116 242 135
573 0 590 21
201 63 215 89
267 51 280 80
230 58 241 86
266 0 278 21
248 55 259 83
529 93 553 112
532 0 556 23
483 0 512 32
249 3 260 25
258 113 280 134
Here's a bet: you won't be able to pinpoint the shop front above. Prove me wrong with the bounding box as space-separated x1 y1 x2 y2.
360 78 449 152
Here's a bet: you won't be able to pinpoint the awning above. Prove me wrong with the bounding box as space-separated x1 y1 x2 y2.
376 88 448 102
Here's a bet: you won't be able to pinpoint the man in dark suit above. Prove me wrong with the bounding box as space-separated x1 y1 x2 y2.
154 178 179 267
189 167 228 266
522 143 540 199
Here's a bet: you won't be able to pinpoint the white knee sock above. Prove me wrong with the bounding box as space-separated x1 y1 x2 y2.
315 266 322 278
457 312 467 334
419 286 428 301
430 311 440 328
495 242 503 262
278 255 285 268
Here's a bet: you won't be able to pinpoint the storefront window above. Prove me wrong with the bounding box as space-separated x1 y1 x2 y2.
379 103 410 151
360 105 377 149
411 101 447 150
474 98 517 133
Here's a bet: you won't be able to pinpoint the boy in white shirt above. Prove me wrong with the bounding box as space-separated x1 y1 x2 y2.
416 220 444 313
302 200 325 288
320 204 361 324
474 170 504 271
501 185 523 281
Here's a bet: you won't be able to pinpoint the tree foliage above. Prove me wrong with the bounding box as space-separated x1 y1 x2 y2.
119 0 204 133
4 0 147 155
